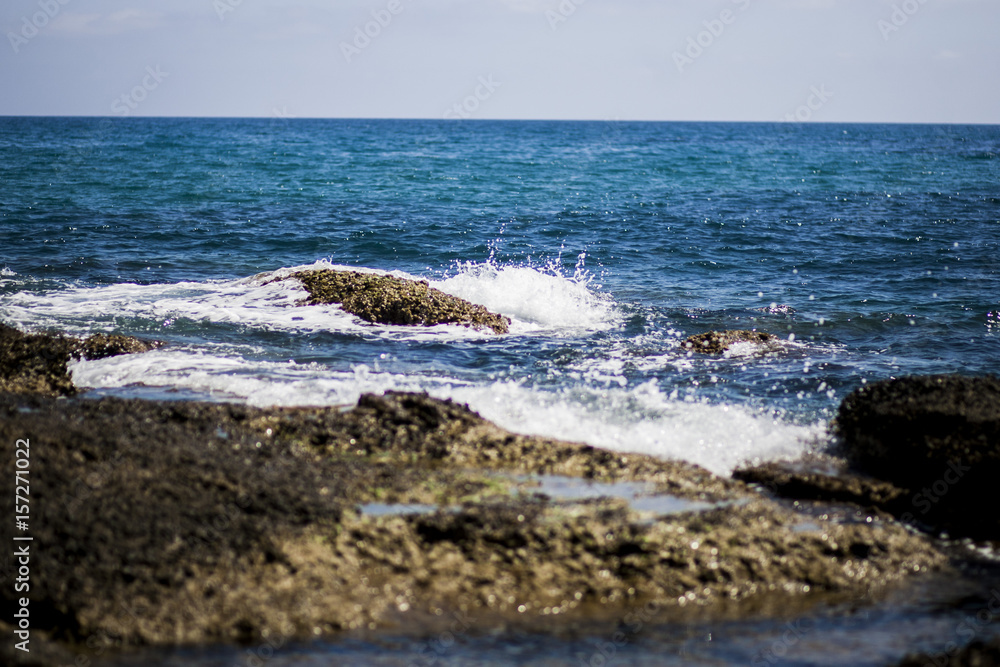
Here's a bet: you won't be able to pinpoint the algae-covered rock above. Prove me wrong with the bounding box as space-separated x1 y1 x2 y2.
734 461 910 512
682 329 778 354
0 323 160 396
290 269 510 334
78 332 160 360
0 390 948 650
835 374 1000 540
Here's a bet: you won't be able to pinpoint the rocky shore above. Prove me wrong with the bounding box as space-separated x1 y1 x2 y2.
1 322 998 664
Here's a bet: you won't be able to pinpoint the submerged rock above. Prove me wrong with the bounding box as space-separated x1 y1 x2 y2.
836 375 1000 539
0 390 947 651
0 323 160 396
754 304 796 314
682 329 778 354
290 269 510 334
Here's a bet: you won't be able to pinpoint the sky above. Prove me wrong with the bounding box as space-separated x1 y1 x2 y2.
1 0 998 123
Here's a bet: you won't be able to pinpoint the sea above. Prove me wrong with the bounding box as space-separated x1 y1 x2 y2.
1 117 999 665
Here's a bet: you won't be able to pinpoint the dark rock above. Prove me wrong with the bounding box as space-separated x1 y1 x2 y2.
78 332 160 360
836 375 1000 539
754 304 796 314
682 329 778 354
290 269 510 334
734 461 910 512
0 390 947 650
894 638 1000 667
0 323 161 396
0 620 74 666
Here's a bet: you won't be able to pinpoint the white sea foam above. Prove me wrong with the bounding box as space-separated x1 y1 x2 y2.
14 261 822 476
0 260 615 339
449 380 825 476
69 348 456 407
70 347 823 476
432 262 616 332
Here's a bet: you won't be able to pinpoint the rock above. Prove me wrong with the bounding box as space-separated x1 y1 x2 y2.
290 269 510 334
836 375 1000 539
0 390 948 650
734 460 910 513
0 323 160 396
893 638 1000 667
682 329 778 354
78 332 160 360
0 323 80 396
754 304 796 314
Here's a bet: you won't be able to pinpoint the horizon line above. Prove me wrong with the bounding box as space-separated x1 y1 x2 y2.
2 114 998 127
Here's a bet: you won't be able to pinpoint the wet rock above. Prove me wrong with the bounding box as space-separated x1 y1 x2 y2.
734 461 910 513
290 269 510 334
682 329 778 354
78 332 160 360
0 323 160 396
754 304 796 314
0 390 948 650
836 375 1000 539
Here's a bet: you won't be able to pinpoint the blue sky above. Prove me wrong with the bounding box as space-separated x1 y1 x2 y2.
2 0 997 122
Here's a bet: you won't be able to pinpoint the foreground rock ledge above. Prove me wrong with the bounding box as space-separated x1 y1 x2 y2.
0 390 946 655
0 323 161 397
288 269 511 334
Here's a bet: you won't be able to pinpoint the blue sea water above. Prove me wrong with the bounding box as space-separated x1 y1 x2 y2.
1 117 999 665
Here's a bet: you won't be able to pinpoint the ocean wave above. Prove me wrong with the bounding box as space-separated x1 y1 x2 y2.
70 347 823 476
433 260 617 332
0 259 617 339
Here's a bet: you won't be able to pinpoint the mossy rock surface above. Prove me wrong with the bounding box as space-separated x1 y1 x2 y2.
682 329 777 354
0 323 160 396
292 269 510 334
